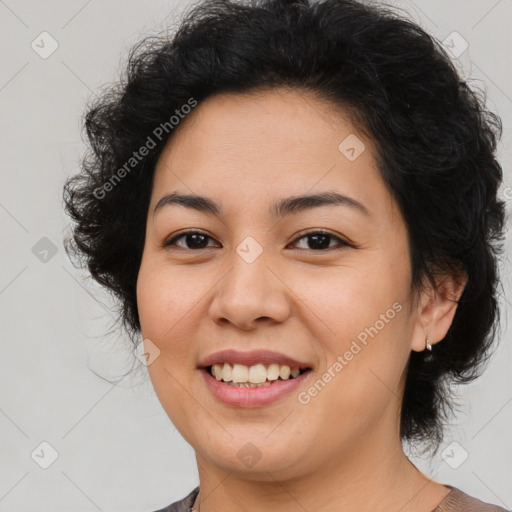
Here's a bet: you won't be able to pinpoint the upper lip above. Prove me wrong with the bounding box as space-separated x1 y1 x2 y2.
198 349 313 369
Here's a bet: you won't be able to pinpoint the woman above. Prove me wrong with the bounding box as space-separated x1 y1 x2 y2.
62 0 510 510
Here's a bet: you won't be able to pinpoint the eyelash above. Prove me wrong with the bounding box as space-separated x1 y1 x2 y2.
163 229 352 252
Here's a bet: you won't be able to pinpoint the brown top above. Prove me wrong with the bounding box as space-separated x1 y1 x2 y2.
152 485 511 512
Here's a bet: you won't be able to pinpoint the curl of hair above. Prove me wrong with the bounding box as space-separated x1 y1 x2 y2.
63 0 506 454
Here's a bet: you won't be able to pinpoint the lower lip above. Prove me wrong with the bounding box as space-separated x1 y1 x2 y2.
200 368 312 407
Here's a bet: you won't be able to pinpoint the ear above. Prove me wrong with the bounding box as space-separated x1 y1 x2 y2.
410 268 468 352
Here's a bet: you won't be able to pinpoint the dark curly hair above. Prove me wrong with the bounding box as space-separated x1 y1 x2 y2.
62 0 506 454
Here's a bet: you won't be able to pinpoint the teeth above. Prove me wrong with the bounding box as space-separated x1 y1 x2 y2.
279 365 291 380
221 362 232 382
267 363 280 380
232 364 249 383
210 362 305 383
248 363 267 383
226 381 272 388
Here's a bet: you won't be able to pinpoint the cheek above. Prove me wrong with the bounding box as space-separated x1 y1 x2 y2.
136 263 203 435
295 261 400 344
136 262 201 373
137 261 193 335
298 263 409 411
302 322 408 449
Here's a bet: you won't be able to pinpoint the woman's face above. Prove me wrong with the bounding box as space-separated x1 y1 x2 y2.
136 88 431 479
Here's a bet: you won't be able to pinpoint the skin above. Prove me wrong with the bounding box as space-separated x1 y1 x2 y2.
136 87 466 512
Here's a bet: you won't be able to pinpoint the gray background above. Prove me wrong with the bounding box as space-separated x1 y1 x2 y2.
1 0 511 511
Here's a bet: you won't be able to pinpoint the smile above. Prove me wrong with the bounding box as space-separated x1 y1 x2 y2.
208 362 308 386
201 365 313 407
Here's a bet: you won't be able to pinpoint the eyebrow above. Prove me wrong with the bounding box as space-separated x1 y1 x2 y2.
153 190 371 218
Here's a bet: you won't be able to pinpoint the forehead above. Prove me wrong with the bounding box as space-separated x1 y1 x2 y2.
151 88 396 220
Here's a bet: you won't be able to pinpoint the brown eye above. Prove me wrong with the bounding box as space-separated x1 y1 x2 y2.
289 230 350 251
163 230 351 252
164 231 218 250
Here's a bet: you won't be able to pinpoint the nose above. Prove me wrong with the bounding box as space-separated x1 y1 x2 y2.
208 248 292 331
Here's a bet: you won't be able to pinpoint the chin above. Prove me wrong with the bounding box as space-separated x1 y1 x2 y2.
197 434 309 478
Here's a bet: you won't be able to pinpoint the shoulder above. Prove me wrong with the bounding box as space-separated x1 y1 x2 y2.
150 486 200 512
433 485 511 512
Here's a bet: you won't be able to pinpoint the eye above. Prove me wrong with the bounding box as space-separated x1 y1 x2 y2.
163 229 352 251
287 230 351 251
163 230 219 250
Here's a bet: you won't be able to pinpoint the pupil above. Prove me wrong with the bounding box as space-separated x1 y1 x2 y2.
308 234 330 250
187 234 208 249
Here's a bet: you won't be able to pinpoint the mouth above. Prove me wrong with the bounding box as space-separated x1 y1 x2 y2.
197 349 314 406
205 362 312 388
